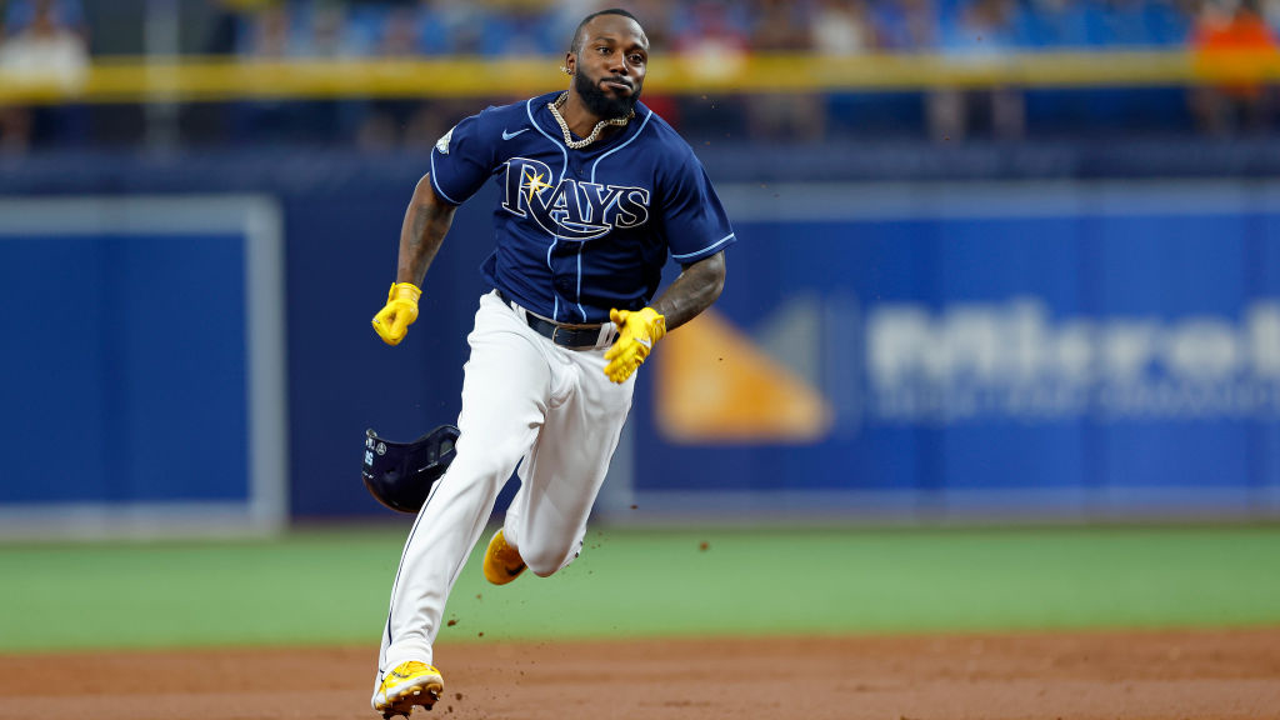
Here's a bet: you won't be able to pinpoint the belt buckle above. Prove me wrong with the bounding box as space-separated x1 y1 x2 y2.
548 325 563 345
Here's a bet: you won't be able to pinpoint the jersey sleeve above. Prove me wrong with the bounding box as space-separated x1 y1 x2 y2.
428 108 500 206
660 153 736 265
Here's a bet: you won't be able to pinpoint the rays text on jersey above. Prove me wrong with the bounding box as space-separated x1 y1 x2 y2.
501 157 650 241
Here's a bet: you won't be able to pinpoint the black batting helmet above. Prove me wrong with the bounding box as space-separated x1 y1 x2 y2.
362 425 460 514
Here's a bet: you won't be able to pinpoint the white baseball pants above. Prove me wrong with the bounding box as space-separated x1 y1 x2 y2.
376 289 634 677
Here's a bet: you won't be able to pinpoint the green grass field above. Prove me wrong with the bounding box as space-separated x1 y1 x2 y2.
2 524 1279 653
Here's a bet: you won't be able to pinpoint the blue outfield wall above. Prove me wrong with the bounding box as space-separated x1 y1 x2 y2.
0 197 287 537
627 182 1280 518
281 187 494 518
0 230 248 503
4 166 1280 523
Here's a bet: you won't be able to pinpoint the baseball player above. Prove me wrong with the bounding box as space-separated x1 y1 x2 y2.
367 8 734 717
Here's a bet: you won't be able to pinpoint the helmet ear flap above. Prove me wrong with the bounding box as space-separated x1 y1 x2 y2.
361 425 460 514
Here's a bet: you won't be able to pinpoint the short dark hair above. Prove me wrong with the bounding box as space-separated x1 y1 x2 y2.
569 8 642 53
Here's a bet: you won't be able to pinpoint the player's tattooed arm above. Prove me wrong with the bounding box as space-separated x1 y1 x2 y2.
397 173 458 287
651 251 726 331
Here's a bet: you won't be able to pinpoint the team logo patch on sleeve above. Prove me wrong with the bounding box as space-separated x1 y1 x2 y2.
435 126 454 155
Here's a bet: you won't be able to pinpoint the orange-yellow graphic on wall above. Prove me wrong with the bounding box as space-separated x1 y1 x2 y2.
655 309 833 444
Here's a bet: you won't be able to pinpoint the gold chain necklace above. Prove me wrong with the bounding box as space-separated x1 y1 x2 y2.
547 92 633 150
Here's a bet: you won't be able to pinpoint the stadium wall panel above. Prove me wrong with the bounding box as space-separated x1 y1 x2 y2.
4 152 1280 524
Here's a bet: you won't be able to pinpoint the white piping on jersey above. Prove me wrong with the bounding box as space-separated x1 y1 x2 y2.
428 151 461 205
524 98 569 181
589 109 653 185
527 97 571 322
671 232 736 261
577 109 651 321
576 244 586 321
546 238 558 322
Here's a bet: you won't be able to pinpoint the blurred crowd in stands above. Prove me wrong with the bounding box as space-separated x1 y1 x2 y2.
1 0 1279 152
201 0 1212 57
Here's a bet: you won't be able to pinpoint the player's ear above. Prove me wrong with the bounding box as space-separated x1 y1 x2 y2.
562 53 575 76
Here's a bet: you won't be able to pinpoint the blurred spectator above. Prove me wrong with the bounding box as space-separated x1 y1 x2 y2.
298 1 361 57
233 2 362 144
0 0 87 70
473 0 558 56
622 0 676 52
0 0 1258 149
928 0 1026 141
1087 0 1155 46
669 1 752 142
358 4 437 149
2 0 87 44
876 0 941 50
1142 0 1195 46
1016 0 1092 47
0 25 21 152
246 2 292 57
750 0 811 51
204 0 273 55
381 4 421 57
744 0 825 142
673 1 751 76
812 0 877 55
811 0 880 141
415 0 486 55
239 0 362 58
1189 0 1280 135
0 0 89 153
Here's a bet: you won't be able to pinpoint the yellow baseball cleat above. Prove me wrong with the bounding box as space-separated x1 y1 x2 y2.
482 529 527 585
372 661 443 719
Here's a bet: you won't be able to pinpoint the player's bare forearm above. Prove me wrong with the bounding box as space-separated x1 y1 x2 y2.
651 251 726 331
396 174 457 286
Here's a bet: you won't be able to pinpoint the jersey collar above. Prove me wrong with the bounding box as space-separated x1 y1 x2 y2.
530 90 650 154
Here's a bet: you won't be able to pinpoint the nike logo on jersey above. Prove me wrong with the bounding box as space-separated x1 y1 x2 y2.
502 128 530 140
501 157 650 240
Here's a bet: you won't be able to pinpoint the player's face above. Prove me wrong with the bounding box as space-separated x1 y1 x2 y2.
569 16 648 119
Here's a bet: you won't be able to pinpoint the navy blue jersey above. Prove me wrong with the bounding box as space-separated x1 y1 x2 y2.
429 91 735 325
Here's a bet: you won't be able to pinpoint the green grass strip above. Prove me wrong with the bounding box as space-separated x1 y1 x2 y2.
1 524 1278 653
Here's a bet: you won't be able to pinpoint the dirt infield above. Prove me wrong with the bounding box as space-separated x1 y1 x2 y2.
1 628 1278 720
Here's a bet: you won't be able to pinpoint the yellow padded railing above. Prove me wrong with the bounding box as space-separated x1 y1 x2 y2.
1 51 1276 105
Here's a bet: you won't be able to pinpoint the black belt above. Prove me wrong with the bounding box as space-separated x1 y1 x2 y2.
495 289 614 349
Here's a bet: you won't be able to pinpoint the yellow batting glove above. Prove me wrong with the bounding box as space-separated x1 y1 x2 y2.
603 307 666 384
371 282 421 346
